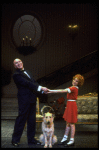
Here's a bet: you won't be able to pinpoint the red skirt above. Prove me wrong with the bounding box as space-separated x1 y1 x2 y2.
63 101 78 123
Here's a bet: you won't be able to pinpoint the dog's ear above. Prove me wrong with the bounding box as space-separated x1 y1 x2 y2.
43 114 45 121
43 116 44 120
43 113 46 117
44 113 46 117
52 113 55 118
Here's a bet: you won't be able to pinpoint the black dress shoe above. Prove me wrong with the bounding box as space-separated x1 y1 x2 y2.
29 139 41 145
11 141 19 147
35 140 41 145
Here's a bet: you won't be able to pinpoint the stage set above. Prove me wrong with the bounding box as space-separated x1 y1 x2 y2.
1 3 98 148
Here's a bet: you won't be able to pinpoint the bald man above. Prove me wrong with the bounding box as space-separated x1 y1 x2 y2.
12 58 49 147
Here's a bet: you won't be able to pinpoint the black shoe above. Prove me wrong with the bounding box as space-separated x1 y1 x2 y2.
64 142 75 147
11 141 19 147
29 139 41 145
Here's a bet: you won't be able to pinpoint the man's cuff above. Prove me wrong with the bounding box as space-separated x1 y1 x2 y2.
37 86 42 91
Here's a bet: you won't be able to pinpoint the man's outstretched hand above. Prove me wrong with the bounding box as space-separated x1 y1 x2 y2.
41 87 50 94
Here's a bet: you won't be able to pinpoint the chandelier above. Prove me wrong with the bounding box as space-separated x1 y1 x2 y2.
68 25 79 41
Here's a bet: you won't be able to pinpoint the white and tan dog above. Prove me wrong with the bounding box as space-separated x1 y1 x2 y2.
39 112 57 148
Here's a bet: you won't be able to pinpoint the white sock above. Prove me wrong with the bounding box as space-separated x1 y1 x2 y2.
61 135 68 142
67 138 74 145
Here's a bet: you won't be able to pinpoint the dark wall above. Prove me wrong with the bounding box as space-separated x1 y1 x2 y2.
1 3 98 97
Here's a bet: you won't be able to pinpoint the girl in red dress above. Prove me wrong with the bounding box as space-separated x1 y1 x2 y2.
48 74 84 147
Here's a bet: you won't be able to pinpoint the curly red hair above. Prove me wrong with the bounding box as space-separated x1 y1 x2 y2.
73 74 84 87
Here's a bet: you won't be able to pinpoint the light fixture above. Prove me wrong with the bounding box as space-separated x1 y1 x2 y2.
68 25 78 28
69 25 72 28
22 36 32 46
72 25 78 28
12 15 45 55
68 25 78 41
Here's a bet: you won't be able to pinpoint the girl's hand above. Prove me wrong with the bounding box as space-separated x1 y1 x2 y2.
46 90 58 94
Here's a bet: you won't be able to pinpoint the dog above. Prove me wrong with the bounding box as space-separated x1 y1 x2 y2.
39 112 57 148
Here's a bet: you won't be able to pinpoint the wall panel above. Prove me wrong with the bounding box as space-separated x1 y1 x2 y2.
1 3 98 97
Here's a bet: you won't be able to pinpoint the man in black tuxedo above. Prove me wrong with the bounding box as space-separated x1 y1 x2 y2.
12 58 49 147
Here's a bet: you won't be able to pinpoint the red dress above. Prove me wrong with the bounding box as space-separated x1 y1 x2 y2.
63 86 78 123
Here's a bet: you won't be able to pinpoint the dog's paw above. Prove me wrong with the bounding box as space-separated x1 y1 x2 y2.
49 144 52 148
44 144 48 148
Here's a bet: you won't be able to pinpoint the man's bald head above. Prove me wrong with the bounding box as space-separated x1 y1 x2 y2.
13 58 24 70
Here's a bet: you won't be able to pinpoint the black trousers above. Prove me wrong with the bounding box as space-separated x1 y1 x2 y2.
12 102 36 144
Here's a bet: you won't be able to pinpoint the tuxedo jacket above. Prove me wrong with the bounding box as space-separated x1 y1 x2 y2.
13 69 40 104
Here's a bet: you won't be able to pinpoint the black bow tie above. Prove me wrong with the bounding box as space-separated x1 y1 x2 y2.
21 69 25 72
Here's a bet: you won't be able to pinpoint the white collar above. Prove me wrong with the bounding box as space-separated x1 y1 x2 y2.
74 86 79 89
71 86 79 89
